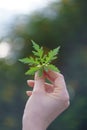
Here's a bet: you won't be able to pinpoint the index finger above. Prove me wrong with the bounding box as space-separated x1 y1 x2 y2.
44 70 66 89
33 71 45 91
44 70 62 82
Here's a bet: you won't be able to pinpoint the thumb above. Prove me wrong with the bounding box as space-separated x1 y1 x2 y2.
33 71 45 92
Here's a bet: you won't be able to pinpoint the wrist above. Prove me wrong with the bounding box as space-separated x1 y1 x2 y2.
22 113 47 130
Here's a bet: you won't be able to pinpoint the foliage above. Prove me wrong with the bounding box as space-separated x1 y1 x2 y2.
19 40 60 76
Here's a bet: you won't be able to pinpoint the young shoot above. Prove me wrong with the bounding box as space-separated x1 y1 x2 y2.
19 40 60 76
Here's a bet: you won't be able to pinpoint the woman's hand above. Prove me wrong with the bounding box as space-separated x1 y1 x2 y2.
22 70 70 130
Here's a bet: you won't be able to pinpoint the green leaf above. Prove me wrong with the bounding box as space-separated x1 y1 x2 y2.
31 40 43 58
45 46 60 64
52 46 60 56
19 57 39 65
32 49 43 58
25 66 39 75
19 57 31 64
31 40 40 52
19 40 60 76
47 64 60 72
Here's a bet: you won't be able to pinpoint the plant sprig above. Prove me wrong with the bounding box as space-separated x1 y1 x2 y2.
19 40 60 76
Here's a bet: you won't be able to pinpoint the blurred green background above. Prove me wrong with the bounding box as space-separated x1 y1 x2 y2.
0 0 87 130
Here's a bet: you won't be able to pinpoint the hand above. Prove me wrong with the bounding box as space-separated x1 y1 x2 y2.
22 70 70 130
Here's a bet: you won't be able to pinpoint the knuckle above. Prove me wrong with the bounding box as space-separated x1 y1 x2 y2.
62 93 70 108
65 100 70 108
59 73 64 79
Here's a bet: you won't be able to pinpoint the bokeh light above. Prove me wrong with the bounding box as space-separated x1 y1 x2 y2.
0 42 11 58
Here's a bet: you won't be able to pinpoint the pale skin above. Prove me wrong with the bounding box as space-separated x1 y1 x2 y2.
22 70 70 130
